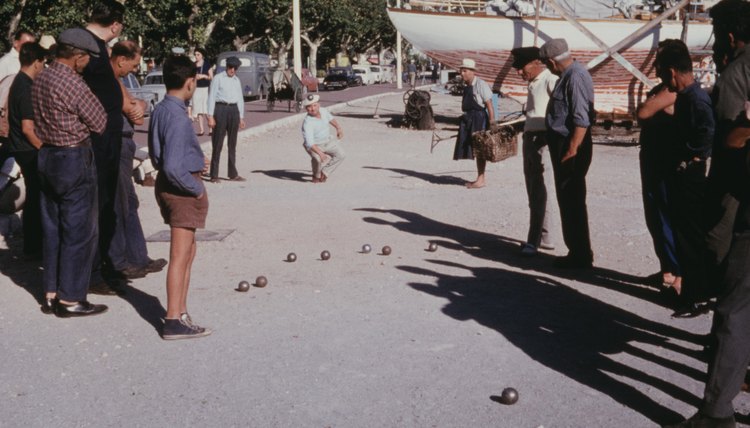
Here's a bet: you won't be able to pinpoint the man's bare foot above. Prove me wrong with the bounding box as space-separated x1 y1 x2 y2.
465 179 485 189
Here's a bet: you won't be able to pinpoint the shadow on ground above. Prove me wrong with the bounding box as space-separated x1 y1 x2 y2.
362 166 469 186
252 169 309 183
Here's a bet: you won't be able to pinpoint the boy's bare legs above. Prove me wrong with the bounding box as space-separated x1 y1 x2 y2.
166 226 195 319
467 158 486 189
180 235 197 314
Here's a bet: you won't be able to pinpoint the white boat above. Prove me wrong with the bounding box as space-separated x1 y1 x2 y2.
388 1 715 116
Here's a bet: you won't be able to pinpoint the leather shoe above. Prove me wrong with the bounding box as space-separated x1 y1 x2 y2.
120 265 148 279
228 175 246 182
41 298 56 314
553 254 593 269
663 412 736 427
54 301 108 318
88 280 124 296
144 258 168 273
672 303 711 318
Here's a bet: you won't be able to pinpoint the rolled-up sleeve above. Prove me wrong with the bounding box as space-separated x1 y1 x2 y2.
78 89 107 135
567 73 592 129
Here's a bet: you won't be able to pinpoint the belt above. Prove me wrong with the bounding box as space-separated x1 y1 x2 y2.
42 139 91 149
215 101 236 106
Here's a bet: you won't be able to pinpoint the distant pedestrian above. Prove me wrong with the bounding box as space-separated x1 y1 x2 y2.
301 94 345 183
0 30 36 81
407 60 417 87
540 38 595 269
192 47 213 136
207 56 246 182
453 58 495 189
511 46 557 256
32 28 107 317
6 42 47 257
148 55 212 340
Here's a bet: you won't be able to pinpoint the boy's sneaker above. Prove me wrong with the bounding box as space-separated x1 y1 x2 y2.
161 317 212 340
520 243 538 257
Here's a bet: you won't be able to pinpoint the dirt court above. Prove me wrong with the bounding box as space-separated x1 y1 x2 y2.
1 90 748 427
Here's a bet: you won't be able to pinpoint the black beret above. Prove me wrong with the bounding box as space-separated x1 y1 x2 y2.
226 56 241 69
511 46 541 69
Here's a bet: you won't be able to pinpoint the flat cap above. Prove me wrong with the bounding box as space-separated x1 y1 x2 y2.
511 47 541 69
226 56 241 69
540 38 569 61
58 28 99 57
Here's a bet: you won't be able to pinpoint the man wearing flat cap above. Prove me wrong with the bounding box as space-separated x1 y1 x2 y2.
301 94 345 183
32 28 108 317
511 46 558 256
207 56 246 183
540 38 595 268
453 58 495 189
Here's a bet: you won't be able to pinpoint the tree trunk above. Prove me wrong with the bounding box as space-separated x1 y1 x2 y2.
6 0 27 44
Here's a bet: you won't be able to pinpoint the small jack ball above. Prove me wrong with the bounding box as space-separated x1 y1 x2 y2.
501 388 519 405
236 281 250 292
362 244 372 254
287 253 297 262
381 246 392 256
254 276 268 288
428 242 438 252
321 250 331 261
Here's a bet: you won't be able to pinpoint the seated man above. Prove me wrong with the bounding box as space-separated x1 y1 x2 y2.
301 94 345 183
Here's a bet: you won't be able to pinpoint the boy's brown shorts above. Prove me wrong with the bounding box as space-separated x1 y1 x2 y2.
155 173 208 229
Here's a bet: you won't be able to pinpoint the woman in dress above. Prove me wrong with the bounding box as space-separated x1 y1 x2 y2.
192 47 213 135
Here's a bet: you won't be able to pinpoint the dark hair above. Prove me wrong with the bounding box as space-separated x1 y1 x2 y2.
111 40 140 60
13 30 35 41
195 47 207 58
19 42 47 66
90 0 125 26
163 55 196 90
709 0 750 42
655 39 693 74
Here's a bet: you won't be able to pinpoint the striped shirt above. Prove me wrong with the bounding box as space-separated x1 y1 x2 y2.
32 61 106 147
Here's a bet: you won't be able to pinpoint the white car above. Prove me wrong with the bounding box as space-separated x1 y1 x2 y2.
369 65 383 83
352 65 375 85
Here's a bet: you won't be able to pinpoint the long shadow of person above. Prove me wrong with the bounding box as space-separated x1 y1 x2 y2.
362 166 469 186
355 207 683 311
400 259 704 424
115 281 166 334
0 227 45 309
252 169 309 183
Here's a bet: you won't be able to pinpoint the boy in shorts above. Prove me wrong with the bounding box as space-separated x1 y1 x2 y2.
148 55 211 340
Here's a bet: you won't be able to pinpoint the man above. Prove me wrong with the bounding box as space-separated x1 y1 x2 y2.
453 58 495 189
107 40 166 280
149 55 211 339
665 1 750 426
301 94 345 183
0 30 36 81
5 42 47 257
207 56 246 183
540 38 594 269
82 0 127 292
654 40 713 318
407 60 417 87
511 46 558 256
32 28 107 317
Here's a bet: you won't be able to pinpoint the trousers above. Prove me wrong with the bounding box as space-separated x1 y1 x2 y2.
307 139 346 179
210 103 240 179
522 131 553 248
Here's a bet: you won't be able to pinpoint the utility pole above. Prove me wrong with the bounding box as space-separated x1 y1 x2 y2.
396 0 402 89
293 0 302 76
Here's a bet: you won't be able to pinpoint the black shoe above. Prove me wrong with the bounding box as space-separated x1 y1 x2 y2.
143 258 168 273
161 317 212 340
553 254 593 269
663 412 736 428
672 303 711 318
54 301 108 318
41 298 56 314
88 280 124 296
119 265 148 279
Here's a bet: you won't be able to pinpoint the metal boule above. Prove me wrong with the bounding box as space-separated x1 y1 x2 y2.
321 250 331 261
362 244 372 254
501 387 519 405
381 246 392 256
254 276 268 288
236 281 250 292
287 253 297 262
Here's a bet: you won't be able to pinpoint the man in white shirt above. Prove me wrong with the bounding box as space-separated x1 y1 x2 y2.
512 46 558 256
301 94 345 183
0 30 36 81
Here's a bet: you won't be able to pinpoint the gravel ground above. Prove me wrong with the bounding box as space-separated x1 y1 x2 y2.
1 90 748 427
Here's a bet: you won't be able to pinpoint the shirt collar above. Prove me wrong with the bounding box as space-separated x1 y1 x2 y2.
530 68 550 83
164 94 188 111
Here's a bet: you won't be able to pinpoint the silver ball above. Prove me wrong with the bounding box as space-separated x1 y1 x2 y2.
321 250 331 261
362 244 372 254
254 276 268 288
236 281 250 292
501 387 518 405
427 242 438 252
287 253 297 262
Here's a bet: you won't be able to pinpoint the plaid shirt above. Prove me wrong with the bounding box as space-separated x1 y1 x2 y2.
32 61 106 147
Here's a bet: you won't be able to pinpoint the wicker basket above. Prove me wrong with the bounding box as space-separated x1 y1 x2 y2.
471 126 518 162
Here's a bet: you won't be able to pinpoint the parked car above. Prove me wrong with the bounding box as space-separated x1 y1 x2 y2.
369 65 383 83
379 65 396 83
352 65 375 85
322 67 363 90
141 69 167 106
120 72 158 116
300 68 318 92
215 51 272 99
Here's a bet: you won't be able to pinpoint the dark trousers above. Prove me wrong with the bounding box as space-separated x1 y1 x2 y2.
702 227 750 418
548 132 593 260
108 137 149 270
639 150 680 275
38 145 98 302
667 162 709 304
522 131 552 247
91 127 123 273
210 104 240 179
13 150 42 255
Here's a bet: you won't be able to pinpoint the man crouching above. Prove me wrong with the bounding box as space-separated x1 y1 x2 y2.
301 94 345 183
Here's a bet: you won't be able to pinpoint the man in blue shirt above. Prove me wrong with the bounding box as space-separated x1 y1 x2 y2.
207 56 245 183
301 94 345 183
541 38 595 269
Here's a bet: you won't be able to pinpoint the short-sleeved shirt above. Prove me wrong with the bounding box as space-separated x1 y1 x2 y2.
524 68 558 133
467 76 493 108
302 107 334 149
674 81 714 161
7 72 35 152
545 60 595 138
148 95 205 197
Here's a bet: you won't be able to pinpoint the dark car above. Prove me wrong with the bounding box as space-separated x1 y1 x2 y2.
323 67 363 90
